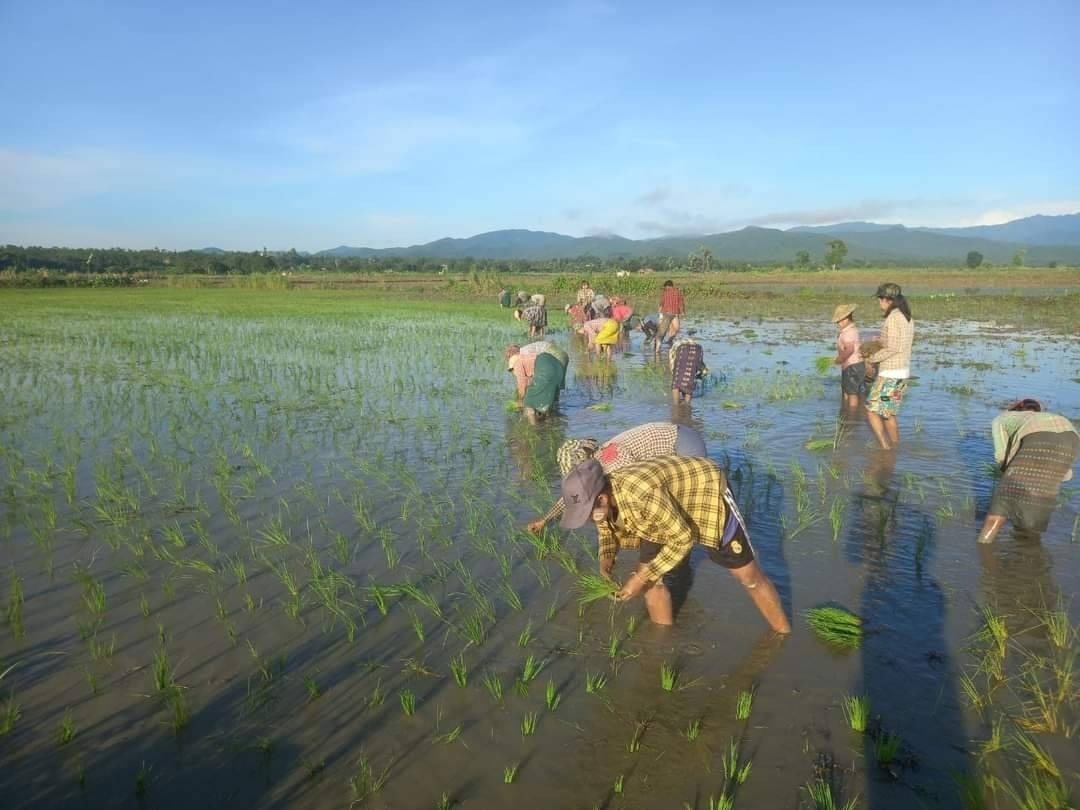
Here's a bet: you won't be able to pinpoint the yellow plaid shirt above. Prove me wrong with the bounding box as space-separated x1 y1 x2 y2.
597 456 728 581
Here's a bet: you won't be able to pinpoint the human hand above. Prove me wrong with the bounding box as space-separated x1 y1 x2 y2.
615 570 648 602
526 519 546 534
599 558 614 579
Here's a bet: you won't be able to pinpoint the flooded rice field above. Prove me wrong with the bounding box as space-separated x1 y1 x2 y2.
1 298 1077 809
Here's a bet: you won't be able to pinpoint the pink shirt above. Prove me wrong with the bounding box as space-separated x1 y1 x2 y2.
611 303 633 322
510 353 538 397
836 323 862 369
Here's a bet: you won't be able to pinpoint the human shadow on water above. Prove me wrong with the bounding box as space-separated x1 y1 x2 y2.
843 449 972 809
956 429 997 521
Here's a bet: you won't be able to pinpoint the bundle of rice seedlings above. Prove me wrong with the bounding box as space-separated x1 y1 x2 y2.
805 605 864 649
814 356 834 375
577 573 619 605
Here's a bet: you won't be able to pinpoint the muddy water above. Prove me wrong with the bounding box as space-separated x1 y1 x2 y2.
0 306 1077 809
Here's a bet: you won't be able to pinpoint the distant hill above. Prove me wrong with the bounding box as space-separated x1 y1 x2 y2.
316 219 1080 265
792 213 1080 246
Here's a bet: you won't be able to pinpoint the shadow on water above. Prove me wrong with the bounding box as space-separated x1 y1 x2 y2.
845 450 972 808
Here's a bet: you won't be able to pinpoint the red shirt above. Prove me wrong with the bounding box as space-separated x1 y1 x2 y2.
659 286 685 315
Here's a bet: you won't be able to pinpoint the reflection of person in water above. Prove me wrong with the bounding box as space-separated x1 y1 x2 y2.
527 422 707 533
977 398 1079 543
560 456 791 632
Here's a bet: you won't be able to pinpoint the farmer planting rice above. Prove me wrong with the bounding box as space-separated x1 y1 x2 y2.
527 421 707 534
977 398 1080 543
668 337 707 403
863 283 914 450
515 293 548 339
831 303 865 409
593 317 620 358
560 456 791 632
506 342 566 423
654 279 685 352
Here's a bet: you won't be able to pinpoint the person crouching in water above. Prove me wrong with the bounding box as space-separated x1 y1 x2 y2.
506 343 565 424
560 455 791 632
515 294 548 340
977 398 1079 543
669 337 707 403
594 317 620 359
832 304 865 411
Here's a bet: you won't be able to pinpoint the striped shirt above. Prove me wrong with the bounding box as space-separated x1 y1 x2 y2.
867 309 913 378
598 456 729 581
659 286 685 316
542 423 681 524
992 411 1079 477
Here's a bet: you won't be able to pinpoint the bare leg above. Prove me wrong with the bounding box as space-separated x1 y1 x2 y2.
866 410 892 449
844 393 860 410
728 561 791 634
977 513 1007 544
884 417 900 447
642 580 674 625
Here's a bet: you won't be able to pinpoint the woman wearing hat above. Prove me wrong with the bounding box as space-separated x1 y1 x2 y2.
526 422 707 535
832 303 864 409
863 283 914 449
977 398 1079 543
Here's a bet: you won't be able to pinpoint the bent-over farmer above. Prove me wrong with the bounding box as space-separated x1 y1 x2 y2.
560 456 791 632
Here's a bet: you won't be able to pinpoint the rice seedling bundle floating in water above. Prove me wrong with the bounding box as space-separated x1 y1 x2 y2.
577 573 619 605
805 605 864 649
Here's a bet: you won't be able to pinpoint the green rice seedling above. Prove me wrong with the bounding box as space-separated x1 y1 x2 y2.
436 792 454 810
686 718 702 741
804 779 857 810
627 717 649 752
482 671 503 703
57 708 76 746
349 755 390 805
612 774 624 795
805 605 864 649
874 732 902 766
517 620 534 648
1013 733 1060 778
407 610 425 642
397 581 444 619
980 714 1008 758
499 581 523 611
162 522 186 549
139 593 151 618
814 356 834 375
951 771 986 810
977 605 1009 659
433 724 463 745
5 570 24 640
399 689 416 716
707 795 734 810
608 633 621 660
660 662 678 691
585 671 608 694
367 680 385 710
521 654 545 685
152 645 175 693
449 653 468 688
166 688 190 734
999 766 1071 810
1035 597 1074 650
829 497 844 542
503 763 519 784
1 693 20 735
134 761 151 798
735 689 754 720
841 694 870 732
625 615 638 638
959 672 986 711
545 679 561 712
722 738 752 785
577 573 618 605
367 584 390 616
304 676 321 701
521 711 538 737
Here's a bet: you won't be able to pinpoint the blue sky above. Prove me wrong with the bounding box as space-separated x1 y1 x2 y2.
1 0 1077 250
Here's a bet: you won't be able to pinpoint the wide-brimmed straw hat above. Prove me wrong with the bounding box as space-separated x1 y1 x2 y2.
831 303 856 323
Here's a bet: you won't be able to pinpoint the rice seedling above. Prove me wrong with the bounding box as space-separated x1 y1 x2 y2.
399 688 416 716
152 645 175 693
685 718 702 741
805 605 864 649
166 688 190 734
397 581 444 619
841 694 870 732
577 572 619 605
585 671 607 694
1012 733 1060 778
436 792 454 810
1034 596 1074 650
499 581 523 611
545 679 562 711
5 570 24 640
521 711 538 737
625 615 638 637
980 715 1008 758
134 761 151 797
407 610 425 642
57 708 76 746
0 692 20 735
367 584 390 616
977 605 1009 659
829 497 844 542
608 633 621 660
707 795 735 810
999 766 1072 810
660 661 678 691
481 671 503 703
304 675 321 701
432 723 463 745
874 732 903 766
804 779 857 810
612 774 625 795
449 653 468 688
348 754 390 805
735 689 754 720
503 763 519 784
960 672 987 711
517 619 534 648
458 611 488 646
722 739 752 785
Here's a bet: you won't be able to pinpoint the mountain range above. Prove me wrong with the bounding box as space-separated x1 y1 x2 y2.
316 213 1080 264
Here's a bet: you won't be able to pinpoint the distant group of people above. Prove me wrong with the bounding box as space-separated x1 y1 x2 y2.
497 279 1077 633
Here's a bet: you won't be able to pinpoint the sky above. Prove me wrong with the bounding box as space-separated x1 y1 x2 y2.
1 0 1078 251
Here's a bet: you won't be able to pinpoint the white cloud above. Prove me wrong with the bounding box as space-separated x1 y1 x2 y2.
938 200 1080 227
0 147 161 210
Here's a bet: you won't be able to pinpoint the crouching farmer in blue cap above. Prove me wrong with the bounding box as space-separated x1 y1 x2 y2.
560 456 791 632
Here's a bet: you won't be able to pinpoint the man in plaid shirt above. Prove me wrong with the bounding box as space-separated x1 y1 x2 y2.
561 456 790 632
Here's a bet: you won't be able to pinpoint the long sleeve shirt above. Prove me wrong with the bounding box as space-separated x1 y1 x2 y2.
992 411 1078 480
597 456 728 581
510 353 537 398
867 309 913 378
836 324 862 369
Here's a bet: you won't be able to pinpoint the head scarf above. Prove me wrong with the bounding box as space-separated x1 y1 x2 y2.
557 438 600 476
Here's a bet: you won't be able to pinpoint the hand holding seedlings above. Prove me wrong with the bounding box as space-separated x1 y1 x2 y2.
615 568 648 602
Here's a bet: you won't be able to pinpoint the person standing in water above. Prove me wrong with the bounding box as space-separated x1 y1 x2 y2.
863 283 913 450
977 398 1079 543
560 456 790 632
832 304 865 410
654 279 685 353
527 422 708 534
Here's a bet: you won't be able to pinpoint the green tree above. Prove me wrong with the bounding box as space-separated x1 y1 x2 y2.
965 250 983 269
795 250 811 267
1011 249 1026 267
824 239 848 270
